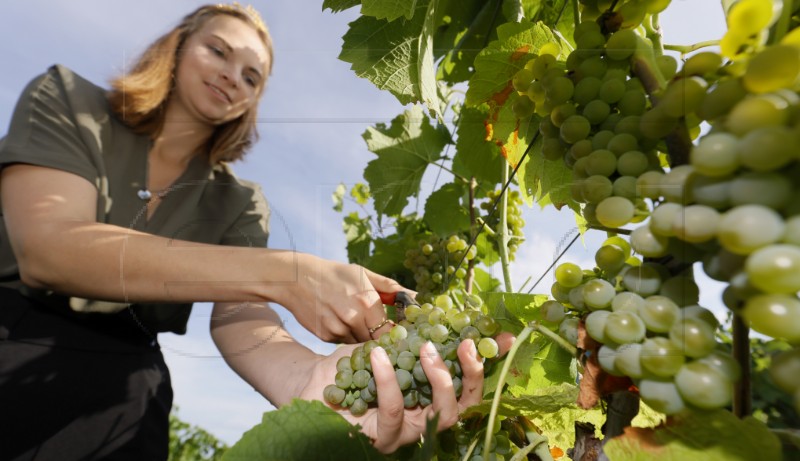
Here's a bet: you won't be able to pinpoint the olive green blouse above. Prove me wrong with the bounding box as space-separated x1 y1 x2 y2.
0 64 270 334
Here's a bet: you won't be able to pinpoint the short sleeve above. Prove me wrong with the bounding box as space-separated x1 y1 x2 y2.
0 65 101 187
219 180 270 248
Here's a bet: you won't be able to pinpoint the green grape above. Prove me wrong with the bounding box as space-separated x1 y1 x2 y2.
475 315 499 337
688 174 731 209
395 368 413 391
560 115 592 143
390 325 408 342
435 294 454 310
591 130 615 150
335 369 354 389
613 176 638 200
559 317 580 346
605 29 637 61
691 133 740 177
574 77 602 106
660 164 694 204
640 337 686 378
324 384 346 405
542 300 566 323
746 244 800 294
784 216 800 246
478 337 499 359
336 356 352 373
636 170 665 200
582 278 616 310
675 360 734 409
729 172 792 209
697 77 747 121
670 317 717 359
596 196 635 228
612 291 645 313
738 125 796 172
605 311 647 344
546 76 575 105
585 149 617 177
638 378 686 415
428 307 446 326
639 105 678 140
360 386 376 404
769 348 800 394
672 204 720 244
638 295 680 333
578 55 608 78
396 350 416 371
451 311 472 333
659 76 707 118
659 276 700 307
581 175 613 203
600 78 627 104
743 45 800 94
460 325 481 342
616 342 645 378
583 99 611 125
657 55 679 80
403 389 419 408
726 94 789 137
598 344 624 376
352 369 371 389
455 267 467 279
350 347 367 371
742 294 800 342
630 225 670 258
618 89 647 116
622 264 664 297
429 324 449 343
649 202 681 237
595 244 627 274
617 151 649 177
512 68 535 92
682 51 723 77
718 205 785 255
555 262 584 288
699 350 742 383
412 360 428 384
350 397 368 416
568 284 587 311
585 310 611 343
512 96 536 118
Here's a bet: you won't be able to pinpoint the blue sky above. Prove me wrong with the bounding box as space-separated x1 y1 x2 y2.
0 0 727 445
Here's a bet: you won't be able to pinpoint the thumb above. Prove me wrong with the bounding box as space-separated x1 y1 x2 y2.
364 268 411 296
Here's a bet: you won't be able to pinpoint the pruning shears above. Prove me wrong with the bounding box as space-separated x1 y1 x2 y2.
378 291 417 323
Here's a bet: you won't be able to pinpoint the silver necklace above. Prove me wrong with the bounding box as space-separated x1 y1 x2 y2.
137 152 169 202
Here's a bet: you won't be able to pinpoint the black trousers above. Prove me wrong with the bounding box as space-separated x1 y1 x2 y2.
0 288 172 461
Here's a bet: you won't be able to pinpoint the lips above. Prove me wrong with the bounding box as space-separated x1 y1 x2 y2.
206 83 231 103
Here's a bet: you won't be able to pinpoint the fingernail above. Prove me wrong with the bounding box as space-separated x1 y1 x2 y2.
372 346 388 364
469 339 478 360
421 341 435 362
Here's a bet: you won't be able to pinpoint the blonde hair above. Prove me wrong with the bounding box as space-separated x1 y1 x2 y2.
107 3 273 164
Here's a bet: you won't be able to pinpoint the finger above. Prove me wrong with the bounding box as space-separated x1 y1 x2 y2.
419 342 459 431
364 268 407 294
456 339 484 410
360 293 389 343
321 316 357 344
371 346 405 453
495 332 516 357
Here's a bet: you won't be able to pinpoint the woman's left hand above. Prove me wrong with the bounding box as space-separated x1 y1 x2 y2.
299 334 514 454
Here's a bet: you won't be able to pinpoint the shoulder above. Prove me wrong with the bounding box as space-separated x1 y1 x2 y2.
22 64 107 105
207 161 269 207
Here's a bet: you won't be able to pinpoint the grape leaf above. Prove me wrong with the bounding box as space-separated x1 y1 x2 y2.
521 0 577 48
221 400 385 461
343 212 372 265
422 182 471 236
362 106 450 216
519 145 578 211
339 0 441 116
452 104 504 184
322 0 361 13
365 215 427 281
472 267 502 294
360 0 416 21
435 0 505 84
350 183 371 205
603 409 783 461
332 183 346 212
464 384 606 454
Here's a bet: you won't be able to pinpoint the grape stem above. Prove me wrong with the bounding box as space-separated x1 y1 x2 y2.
586 225 632 235
663 40 721 55
769 1 792 45
645 14 664 56
466 177 477 293
498 161 514 293
482 324 534 460
509 431 552 461
534 322 578 356
459 436 480 461
571 0 580 30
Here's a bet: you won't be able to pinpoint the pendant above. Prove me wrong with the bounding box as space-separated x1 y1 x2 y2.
137 189 153 201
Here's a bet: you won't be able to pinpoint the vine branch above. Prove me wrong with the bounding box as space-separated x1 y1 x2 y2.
732 313 752 417
663 40 720 55
499 162 514 293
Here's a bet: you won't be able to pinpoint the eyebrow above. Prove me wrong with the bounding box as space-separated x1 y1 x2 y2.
210 34 265 82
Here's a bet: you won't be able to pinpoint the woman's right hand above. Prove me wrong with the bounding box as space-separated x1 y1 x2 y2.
273 253 408 343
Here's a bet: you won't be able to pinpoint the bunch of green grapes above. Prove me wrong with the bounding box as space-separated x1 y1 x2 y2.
627 44 800 347
768 348 800 415
480 189 525 261
403 234 478 302
548 237 739 415
510 19 677 231
323 294 501 416
578 0 671 23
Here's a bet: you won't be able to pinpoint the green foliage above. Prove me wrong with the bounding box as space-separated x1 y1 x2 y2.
362 106 450 216
360 0 417 21
603 410 783 461
221 400 384 461
169 409 228 461
322 0 360 13
452 105 504 184
422 182 471 236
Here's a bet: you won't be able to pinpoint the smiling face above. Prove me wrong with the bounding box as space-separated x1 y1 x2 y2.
168 14 271 128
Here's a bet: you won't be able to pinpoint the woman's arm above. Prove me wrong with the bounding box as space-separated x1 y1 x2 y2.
209 301 490 454
0 163 399 342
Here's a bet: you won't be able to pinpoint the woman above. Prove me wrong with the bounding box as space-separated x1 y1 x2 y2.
0 4 493 460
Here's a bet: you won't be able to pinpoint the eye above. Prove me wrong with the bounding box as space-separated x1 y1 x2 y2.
244 75 257 87
208 45 225 57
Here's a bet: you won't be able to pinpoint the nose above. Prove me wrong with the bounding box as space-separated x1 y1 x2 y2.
219 64 240 88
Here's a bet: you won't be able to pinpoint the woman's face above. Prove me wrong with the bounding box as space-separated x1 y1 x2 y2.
170 15 271 126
